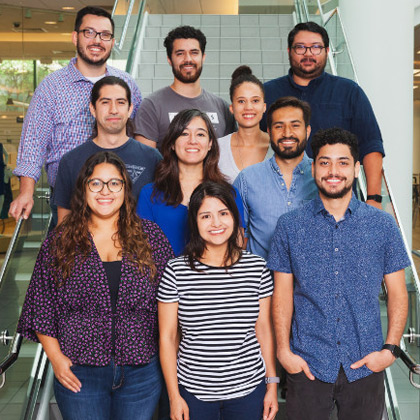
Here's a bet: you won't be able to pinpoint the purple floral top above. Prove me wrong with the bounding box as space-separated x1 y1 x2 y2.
17 219 174 366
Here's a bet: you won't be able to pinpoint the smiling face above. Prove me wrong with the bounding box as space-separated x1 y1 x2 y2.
230 81 266 129
312 143 360 200
197 196 234 250
86 162 125 222
269 106 310 160
173 116 212 167
288 30 328 81
168 38 205 84
72 14 114 67
89 84 133 136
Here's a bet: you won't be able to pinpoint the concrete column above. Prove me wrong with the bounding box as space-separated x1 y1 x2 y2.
340 0 414 245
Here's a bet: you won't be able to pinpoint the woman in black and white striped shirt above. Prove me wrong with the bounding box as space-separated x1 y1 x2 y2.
158 181 278 420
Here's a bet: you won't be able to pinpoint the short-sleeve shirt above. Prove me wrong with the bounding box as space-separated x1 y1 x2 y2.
134 86 236 149
267 196 410 383
53 138 162 209
157 251 273 401
217 133 274 184
137 183 245 256
261 70 384 161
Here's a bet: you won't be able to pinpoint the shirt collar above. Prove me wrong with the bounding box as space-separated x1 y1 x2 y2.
312 193 360 216
269 152 312 176
68 57 110 83
287 68 327 89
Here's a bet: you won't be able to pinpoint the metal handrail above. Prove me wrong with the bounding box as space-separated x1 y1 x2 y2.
111 0 137 53
126 1 147 76
0 217 23 291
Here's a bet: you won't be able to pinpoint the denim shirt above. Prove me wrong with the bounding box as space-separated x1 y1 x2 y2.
233 154 317 260
268 196 410 383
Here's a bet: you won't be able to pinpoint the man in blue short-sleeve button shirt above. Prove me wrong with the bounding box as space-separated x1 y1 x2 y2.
268 127 409 419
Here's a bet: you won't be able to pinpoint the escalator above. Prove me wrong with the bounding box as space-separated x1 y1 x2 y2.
0 0 419 419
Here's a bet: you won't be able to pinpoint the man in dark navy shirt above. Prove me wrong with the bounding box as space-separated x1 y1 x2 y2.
262 22 384 210
268 128 409 419
53 76 161 224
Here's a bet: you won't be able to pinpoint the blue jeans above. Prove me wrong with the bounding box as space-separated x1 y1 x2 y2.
54 356 163 420
179 379 266 420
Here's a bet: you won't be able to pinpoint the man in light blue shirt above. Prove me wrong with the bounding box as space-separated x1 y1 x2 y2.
234 96 317 260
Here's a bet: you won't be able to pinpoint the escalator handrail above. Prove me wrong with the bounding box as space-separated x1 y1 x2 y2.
0 216 23 291
111 0 137 53
0 333 22 376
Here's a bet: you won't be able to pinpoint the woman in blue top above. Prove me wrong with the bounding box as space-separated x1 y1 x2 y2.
137 109 244 256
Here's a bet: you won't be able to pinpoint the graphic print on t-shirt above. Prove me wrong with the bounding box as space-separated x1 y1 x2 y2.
125 164 145 183
168 112 219 124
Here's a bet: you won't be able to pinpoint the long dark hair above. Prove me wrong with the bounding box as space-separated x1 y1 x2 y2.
52 151 156 284
153 109 227 206
184 181 243 270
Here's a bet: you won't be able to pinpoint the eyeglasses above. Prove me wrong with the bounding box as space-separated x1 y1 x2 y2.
87 178 124 193
291 45 326 56
78 29 114 42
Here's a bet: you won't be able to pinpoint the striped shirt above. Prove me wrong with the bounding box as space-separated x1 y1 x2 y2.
157 251 273 401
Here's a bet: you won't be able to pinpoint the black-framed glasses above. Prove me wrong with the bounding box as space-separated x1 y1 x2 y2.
87 178 124 193
78 29 114 41
291 45 326 55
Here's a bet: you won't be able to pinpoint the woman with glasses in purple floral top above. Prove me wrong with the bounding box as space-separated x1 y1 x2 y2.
18 151 174 420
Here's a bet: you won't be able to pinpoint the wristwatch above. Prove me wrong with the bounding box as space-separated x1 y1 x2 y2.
382 344 402 358
265 377 280 384
366 194 382 203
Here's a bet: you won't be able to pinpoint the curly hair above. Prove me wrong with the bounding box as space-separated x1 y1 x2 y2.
164 25 206 58
153 109 227 206
184 181 243 270
52 151 156 285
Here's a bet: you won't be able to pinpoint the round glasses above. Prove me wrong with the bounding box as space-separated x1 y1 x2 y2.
87 178 124 193
291 45 326 56
78 29 114 42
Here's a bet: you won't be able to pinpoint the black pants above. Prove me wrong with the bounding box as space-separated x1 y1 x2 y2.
286 367 384 420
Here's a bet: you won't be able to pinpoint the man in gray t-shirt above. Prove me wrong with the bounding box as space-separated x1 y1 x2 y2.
134 26 236 150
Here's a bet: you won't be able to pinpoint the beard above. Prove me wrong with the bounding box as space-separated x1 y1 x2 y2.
289 54 327 80
270 136 307 160
77 40 111 67
316 176 353 199
171 62 203 84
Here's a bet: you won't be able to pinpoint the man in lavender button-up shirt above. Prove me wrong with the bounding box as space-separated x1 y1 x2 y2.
234 96 317 260
10 6 141 221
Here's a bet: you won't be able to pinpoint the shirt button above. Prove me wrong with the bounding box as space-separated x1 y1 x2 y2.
335 271 338 275
337 318 340 322
335 225 338 229
335 294 339 299
288 201 291 205
337 341 341 345
335 248 338 252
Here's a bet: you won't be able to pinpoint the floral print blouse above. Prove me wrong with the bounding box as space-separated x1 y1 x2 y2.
17 219 174 366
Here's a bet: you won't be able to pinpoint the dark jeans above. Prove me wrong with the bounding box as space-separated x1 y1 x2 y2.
54 356 162 420
286 367 385 420
178 379 266 420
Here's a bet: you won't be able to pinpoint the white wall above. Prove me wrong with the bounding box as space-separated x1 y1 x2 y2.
341 0 414 245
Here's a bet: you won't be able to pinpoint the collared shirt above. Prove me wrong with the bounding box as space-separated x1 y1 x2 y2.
233 154 317 260
267 195 410 383
262 70 384 161
14 57 142 186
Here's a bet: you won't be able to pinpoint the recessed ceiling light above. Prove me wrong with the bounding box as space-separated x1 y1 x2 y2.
45 21 57 25
414 70 420 75
414 86 418 89
62 7 75 10
417 50 420 54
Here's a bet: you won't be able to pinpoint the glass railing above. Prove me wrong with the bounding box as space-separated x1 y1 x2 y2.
294 0 420 418
0 173 51 419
